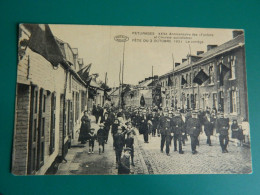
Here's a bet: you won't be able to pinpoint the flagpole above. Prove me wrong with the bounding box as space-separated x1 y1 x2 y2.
152 65 154 107
172 53 175 110
119 61 122 108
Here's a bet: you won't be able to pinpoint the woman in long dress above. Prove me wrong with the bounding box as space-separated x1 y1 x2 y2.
78 111 91 144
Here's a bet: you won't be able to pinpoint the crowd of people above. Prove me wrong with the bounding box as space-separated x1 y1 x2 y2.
77 103 249 174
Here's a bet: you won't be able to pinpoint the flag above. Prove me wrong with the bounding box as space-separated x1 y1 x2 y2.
85 76 92 87
181 76 187 85
219 63 230 86
193 69 209 85
168 75 173 86
23 24 64 66
140 95 145 107
78 63 92 82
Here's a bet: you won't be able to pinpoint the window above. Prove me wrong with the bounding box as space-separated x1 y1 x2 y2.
229 56 236 79
230 90 237 113
186 74 188 87
189 73 192 86
193 71 197 86
213 93 217 109
209 63 214 84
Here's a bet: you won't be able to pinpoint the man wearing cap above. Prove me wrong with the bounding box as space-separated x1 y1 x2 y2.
186 111 202 154
172 112 185 154
148 109 159 137
215 112 230 153
158 110 172 155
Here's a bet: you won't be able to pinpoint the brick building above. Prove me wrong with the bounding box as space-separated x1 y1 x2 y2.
159 31 248 123
12 24 89 175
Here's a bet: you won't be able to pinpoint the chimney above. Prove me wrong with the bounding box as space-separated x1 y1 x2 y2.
175 62 180 67
207 45 218 51
232 30 244 38
197 51 204 55
182 58 187 63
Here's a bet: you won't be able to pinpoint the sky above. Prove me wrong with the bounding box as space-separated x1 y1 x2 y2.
49 25 235 87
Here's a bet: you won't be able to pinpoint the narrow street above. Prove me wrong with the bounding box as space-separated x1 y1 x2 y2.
56 115 148 175
56 115 252 175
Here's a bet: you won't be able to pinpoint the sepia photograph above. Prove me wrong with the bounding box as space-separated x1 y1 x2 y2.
12 24 252 175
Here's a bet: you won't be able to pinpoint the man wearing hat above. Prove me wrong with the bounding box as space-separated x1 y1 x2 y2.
215 112 230 153
186 111 202 154
172 112 185 154
158 110 173 155
139 109 149 143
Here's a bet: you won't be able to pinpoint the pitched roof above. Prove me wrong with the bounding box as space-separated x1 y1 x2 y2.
160 34 245 78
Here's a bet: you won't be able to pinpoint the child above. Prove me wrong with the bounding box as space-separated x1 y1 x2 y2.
118 148 131 175
97 123 106 154
114 126 125 168
111 118 119 149
88 128 96 154
125 122 136 166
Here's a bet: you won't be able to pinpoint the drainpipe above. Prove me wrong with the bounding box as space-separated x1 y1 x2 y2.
61 68 69 163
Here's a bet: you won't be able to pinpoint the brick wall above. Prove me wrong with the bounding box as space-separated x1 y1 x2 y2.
12 84 30 175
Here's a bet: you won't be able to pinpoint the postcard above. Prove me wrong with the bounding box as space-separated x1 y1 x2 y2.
13 24 252 175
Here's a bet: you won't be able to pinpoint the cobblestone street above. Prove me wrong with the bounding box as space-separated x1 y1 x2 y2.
56 118 252 175
56 116 148 175
135 131 252 174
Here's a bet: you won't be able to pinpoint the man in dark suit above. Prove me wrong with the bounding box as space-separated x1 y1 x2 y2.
148 109 159 137
158 110 172 155
216 112 230 153
186 111 202 154
203 111 215 146
139 109 149 143
172 112 185 154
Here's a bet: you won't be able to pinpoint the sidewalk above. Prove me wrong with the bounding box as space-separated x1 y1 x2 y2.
56 115 147 175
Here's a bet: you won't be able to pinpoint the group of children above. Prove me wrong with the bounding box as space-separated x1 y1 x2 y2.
85 119 136 175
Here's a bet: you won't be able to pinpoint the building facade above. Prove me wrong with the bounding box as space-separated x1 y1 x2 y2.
159 32 248 123
12 24 89 175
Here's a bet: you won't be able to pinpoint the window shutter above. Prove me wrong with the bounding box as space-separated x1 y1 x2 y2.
28 85 39 175
236 89 240 114
49 92 56 155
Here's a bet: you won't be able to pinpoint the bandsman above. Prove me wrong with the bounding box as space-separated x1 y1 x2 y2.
215 112 230 153
158 110 172 155
172 112 185 154
186 111 202 154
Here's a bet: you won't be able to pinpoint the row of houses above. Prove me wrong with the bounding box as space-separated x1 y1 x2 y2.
120 30 248 124
12 24 105 175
